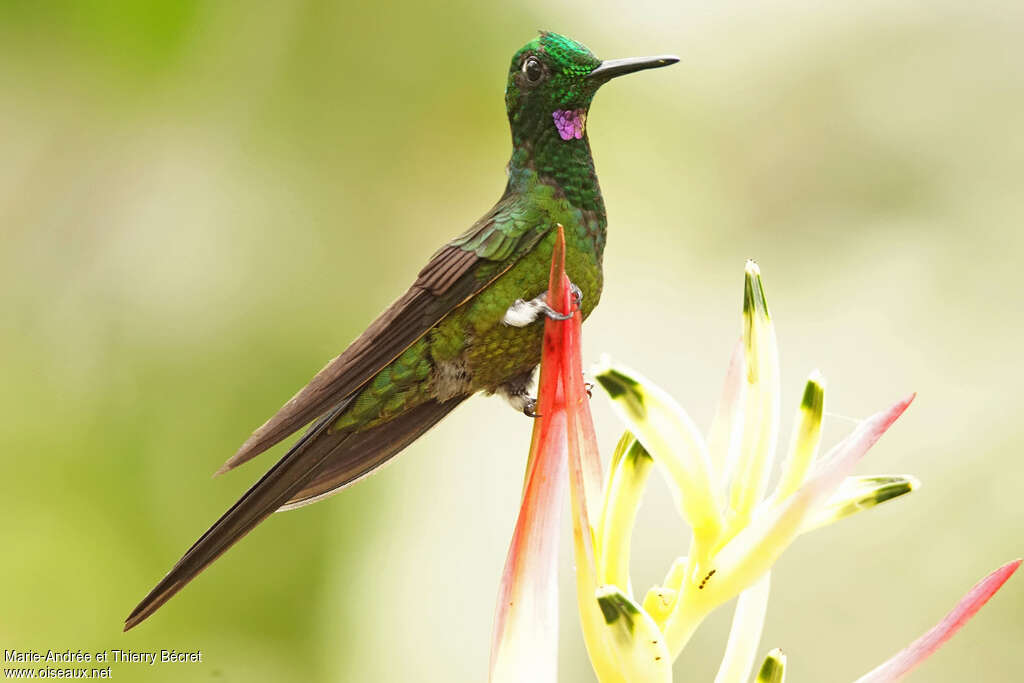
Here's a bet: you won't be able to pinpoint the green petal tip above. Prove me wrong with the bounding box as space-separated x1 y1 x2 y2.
756 648 787 683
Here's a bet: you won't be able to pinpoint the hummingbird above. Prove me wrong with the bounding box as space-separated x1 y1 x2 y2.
125 31 677 630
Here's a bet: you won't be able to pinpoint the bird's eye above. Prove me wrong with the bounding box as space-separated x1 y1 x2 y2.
522 56 543 84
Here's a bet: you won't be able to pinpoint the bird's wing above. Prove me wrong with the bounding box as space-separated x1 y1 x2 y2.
218 194 550 473
124 198 551 630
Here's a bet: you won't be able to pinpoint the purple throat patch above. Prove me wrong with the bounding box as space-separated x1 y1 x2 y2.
552 109 587 141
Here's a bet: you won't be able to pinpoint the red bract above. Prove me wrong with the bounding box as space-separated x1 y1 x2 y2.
855 559 1021 682
490 226 592 683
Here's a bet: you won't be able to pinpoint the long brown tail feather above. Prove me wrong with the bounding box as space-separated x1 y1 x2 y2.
280 395 469 510
124 402 351 630
124 395 469 631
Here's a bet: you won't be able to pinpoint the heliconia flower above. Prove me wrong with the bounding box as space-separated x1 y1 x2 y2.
488 246 1018 683
590 262 919 674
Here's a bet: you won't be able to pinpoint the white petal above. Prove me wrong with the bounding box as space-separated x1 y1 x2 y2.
713 573 771 683
727 262 781 528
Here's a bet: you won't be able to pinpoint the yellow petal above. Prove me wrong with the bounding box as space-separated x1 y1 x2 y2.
595 586 673 683
701 396 914 609
726 262 781 533
598 436 655 592
799 474 919 533
642 586 678 626
773 371 825 501
663 556 688 591
593 358 722 556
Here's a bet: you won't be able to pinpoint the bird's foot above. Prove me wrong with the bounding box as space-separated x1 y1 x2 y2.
502 283 582 327
498 384 540 418
570 283 583 309
523 396 540 418
502 295 570 326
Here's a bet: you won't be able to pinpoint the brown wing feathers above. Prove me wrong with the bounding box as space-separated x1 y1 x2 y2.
280 395 469 510
126 203 545 630
217 245 485 474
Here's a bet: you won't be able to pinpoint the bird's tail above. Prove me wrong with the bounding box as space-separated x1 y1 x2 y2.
124 395 468 631
279 395 469 510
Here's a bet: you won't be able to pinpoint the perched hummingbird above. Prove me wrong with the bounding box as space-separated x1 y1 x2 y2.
125 31 677 630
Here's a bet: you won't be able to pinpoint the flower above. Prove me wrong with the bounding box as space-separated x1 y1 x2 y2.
488 242 1018 683
581 261 920 681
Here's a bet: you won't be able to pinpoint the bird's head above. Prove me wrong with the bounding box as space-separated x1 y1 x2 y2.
505 32 678 144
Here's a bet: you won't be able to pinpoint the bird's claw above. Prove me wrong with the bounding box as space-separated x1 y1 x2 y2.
523 397 540 418
540 303 573 321
570 283 583 309
584 381 594 398
502 281 582 327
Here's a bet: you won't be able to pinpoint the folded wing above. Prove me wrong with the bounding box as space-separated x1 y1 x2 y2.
220 196 547 473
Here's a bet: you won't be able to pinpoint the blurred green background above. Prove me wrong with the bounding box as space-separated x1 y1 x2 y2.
1 0 1021 681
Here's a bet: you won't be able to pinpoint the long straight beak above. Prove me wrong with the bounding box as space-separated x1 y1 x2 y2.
587 55 679 81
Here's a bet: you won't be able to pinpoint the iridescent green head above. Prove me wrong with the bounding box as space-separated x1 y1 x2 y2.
505 32 678 144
